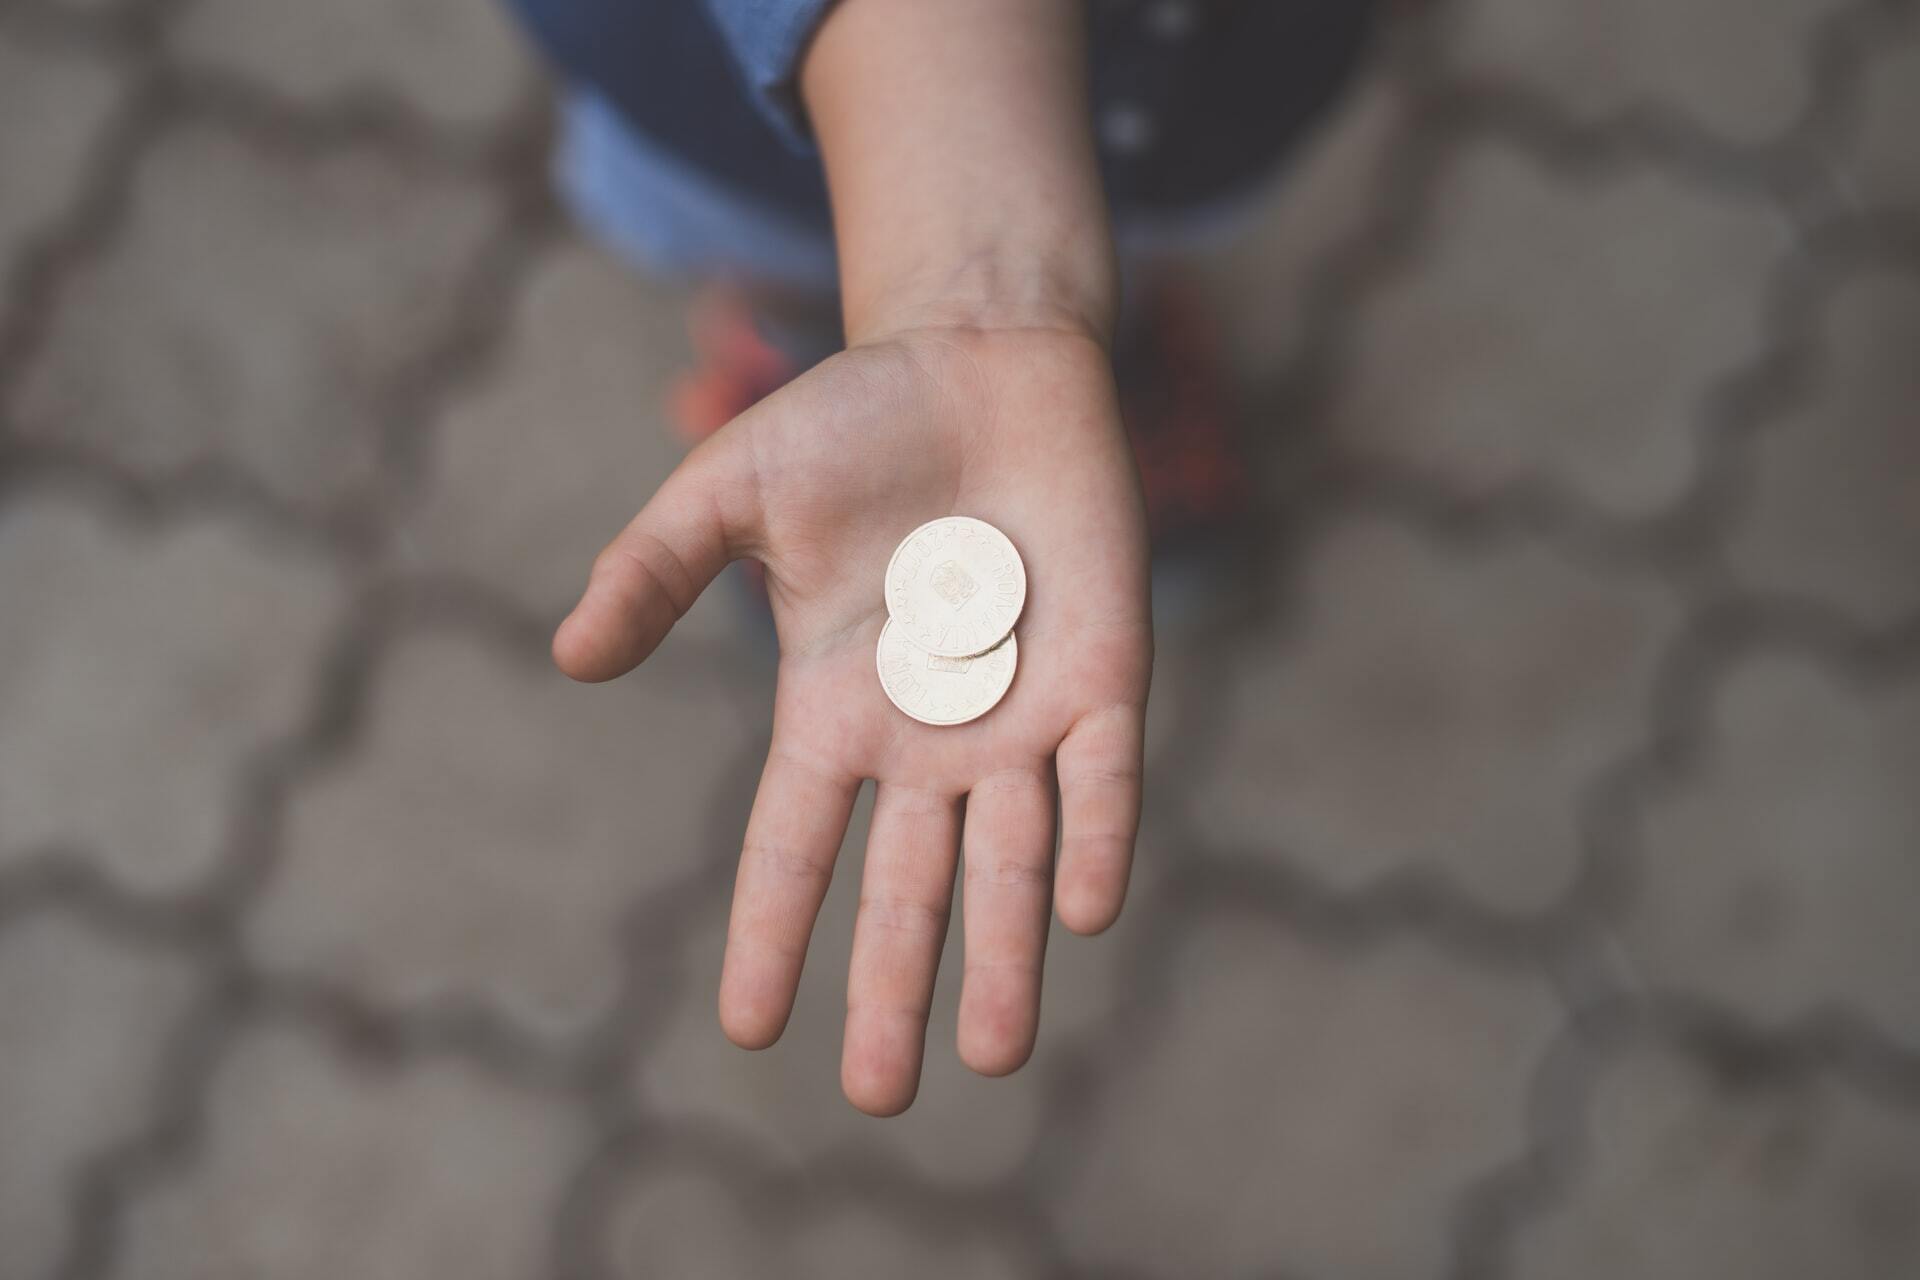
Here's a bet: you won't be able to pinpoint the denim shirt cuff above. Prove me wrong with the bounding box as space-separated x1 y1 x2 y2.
701 0 841 151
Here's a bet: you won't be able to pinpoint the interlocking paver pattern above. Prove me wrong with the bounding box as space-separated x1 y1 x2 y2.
1443 0 1847 144
400 243 712 632
171 0 536 131
111 1024 584 1280
2 0 1917 1275
256 624 752 1036
0 33 122 278
0 495 343 890
1330 144 1786 518
0 912 198 1278
1625 653 1920 1042
1197 514 1682 912
1835 10 1920 209
10 124 509 517
1058 915 1558 1277
1728 269 1920 630
1194 62 1412 382
1511 1036 1920 1279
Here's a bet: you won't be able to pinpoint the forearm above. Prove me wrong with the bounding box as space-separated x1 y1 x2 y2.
800 0 1116 347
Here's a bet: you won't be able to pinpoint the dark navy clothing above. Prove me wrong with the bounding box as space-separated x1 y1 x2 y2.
507 0 1378 238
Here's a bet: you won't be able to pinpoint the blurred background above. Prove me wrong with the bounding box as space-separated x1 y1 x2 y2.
3 0 1918 1276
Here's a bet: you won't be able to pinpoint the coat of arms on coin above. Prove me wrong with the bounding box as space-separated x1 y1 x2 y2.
882 516 1026 659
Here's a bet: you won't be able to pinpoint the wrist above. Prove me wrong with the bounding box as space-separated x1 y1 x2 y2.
843 242 1117 349
801 0 1115 350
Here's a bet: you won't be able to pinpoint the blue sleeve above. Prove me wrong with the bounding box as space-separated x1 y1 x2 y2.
699 0 841 149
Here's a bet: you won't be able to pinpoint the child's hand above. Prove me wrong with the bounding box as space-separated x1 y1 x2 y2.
559 0 1145 1114
553 318 1149 1114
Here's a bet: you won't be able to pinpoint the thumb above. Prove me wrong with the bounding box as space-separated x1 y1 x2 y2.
553 427 760 682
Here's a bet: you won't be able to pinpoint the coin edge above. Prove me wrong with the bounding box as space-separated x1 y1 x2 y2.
880 516 1029 659
874 619 1019 726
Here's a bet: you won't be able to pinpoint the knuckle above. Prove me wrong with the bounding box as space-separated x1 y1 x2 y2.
970 769 1049 803
1063 832 1133 862
858 893 948 939
846 996 932 1023
742 840 833 886
1062 761 1141 791
598 532 697 619
963 955 1041 982
966 856 1052 894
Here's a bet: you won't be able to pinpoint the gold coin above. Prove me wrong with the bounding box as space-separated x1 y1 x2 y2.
882 516 1026 659
875 620 1017 726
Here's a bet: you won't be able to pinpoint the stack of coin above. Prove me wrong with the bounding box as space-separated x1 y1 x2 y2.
876 516 1025 726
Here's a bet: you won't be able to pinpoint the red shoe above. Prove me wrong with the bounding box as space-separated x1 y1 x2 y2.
1115 273 1253 551
665 276 1252 628
665 286 820 619
667 285 800 445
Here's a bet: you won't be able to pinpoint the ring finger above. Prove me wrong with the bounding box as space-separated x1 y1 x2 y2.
841 781 962 1115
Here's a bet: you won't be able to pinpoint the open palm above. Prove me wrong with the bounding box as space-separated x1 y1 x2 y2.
554 325 1151 1114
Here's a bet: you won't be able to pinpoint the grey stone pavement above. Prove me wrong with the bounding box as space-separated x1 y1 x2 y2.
3 0 1919 1275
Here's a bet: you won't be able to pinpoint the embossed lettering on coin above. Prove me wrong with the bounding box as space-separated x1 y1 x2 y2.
882 516 1026 658
875 620 1017 726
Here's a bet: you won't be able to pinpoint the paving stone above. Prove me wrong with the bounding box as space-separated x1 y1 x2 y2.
604 1166 777 1278
637 783 1158 1180
1728 270 1920 629
11 123 506 514
1194 514 1681 912
1513 1038 1920 1279
0 33 121 281
401 240 742 654
1331 143 1785 518
1057 910 1560 1277
603 1163 1034 1279
1623 652 1920 1044
1192 65 1409 383
1140 629 1197 773
0 496 343 892
785 1203 1032 1280
115 1024 583 1280
1144 624 1278 777
29 0 133 16
1444 0 1843 143
171 0 536 132
253 624 751 1035
0 912 198 1280
11 0 1918 1267
1837 22 1920 210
